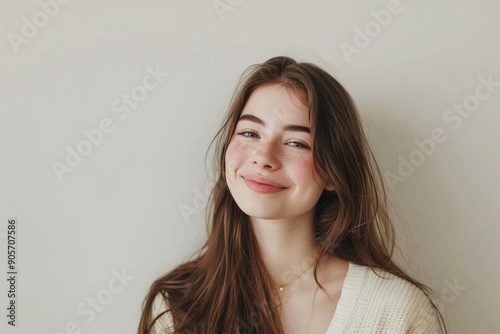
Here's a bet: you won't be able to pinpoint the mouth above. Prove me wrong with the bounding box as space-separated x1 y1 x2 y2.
242 176 287 194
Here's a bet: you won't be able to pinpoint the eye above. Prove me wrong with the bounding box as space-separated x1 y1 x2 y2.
287 141 310 149
237 130 310 149
237 130 258 138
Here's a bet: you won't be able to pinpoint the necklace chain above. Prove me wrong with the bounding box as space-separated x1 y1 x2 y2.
278 262 314 292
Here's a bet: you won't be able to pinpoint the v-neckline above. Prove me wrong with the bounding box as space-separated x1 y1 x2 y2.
324 262 367 334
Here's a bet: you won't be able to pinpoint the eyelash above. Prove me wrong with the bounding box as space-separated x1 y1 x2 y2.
237 131 310 149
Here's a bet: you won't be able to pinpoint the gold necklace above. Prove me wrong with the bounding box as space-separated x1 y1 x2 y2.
277 262 314 292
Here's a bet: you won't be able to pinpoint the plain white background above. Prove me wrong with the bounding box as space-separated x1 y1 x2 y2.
1 0 499 333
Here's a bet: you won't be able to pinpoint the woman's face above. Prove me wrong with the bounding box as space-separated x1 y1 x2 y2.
225 84 333 221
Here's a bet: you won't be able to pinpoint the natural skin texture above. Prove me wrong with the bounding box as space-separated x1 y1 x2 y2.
224 84 344 332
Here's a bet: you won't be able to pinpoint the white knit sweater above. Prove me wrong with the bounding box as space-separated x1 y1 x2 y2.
149 262 442 333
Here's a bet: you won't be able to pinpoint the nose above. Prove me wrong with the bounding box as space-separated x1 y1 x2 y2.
251 141 281 170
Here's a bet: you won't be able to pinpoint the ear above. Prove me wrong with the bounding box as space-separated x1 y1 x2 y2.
325 181 335 192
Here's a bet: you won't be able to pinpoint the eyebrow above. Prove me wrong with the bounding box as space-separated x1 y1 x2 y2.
238 114 310 134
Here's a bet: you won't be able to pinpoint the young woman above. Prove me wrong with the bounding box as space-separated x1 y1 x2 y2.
138 56 447 333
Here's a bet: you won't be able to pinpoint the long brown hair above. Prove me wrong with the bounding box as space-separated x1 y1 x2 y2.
138 56 447 333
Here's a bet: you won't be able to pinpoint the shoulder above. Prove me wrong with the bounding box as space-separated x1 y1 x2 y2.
346 263 442 333
149 292 175 334
361 266 428 304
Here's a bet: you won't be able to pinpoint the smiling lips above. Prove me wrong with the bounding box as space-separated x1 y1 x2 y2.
242 175 287 194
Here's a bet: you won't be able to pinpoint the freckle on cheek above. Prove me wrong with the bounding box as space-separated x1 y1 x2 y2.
270 145 282 158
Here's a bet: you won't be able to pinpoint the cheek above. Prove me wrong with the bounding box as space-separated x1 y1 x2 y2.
289 157 320 185
225 141 245 172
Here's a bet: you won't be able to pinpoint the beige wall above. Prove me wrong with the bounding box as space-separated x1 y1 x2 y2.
1 0 498 333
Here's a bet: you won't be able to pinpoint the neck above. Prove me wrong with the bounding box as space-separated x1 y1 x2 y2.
250 209 321 288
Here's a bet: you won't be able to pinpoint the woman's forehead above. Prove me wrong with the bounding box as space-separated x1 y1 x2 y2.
241 85 310 124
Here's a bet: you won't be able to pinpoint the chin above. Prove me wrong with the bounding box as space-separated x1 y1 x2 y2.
235 202 283 220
